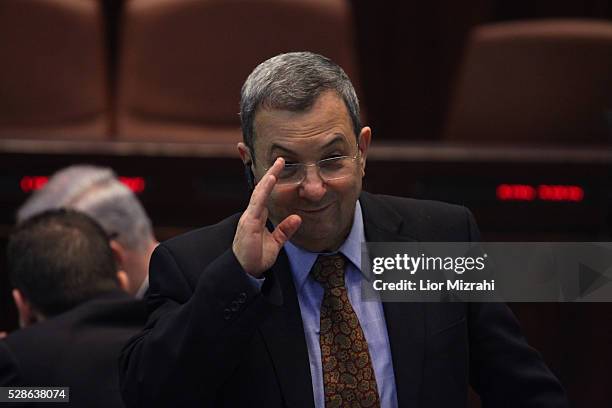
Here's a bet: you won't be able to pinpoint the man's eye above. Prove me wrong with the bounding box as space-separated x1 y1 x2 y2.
279 164 299 177
320 157 345 169
322 154 346 163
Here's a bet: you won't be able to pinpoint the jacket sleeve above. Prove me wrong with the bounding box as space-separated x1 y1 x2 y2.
468 302 569 407
464 207 569 407
119 244 274 407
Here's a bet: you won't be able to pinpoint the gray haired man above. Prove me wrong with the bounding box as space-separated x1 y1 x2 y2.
120 52 568 408
17 165 158 298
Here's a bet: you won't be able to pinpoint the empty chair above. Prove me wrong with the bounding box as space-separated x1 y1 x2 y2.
0 0 109 140
116 0 362 143
444 19 612 145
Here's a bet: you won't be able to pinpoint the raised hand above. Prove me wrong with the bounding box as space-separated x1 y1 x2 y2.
232 158 302 278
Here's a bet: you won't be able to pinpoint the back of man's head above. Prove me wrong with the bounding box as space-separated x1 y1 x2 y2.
16 165 156 297
7 209 120 318
16 165 154 252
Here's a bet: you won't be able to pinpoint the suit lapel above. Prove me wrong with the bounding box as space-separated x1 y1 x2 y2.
360 192 425 408
258 249 315 408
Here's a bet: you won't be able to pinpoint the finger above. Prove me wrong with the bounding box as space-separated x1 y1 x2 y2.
264 156 286 179
271 214 302 246
247 157 284 220
260 207 268 227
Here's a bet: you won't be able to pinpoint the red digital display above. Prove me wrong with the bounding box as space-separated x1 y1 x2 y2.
496 184 536 201
20 176 49 193
20 176 145 194
118 177 146 194
497 184 584 202
537 185 583 202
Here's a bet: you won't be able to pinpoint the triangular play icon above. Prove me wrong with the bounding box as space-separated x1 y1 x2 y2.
579 263 612 297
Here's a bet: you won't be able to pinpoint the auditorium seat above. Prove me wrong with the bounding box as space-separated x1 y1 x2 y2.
115 0 362 143
443 19 612 145
0 0 109 140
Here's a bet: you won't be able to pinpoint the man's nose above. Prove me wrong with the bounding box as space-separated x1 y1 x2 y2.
298 166 326 201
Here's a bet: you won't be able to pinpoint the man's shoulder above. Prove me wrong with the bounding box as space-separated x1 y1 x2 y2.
2 292 145 378
156 212 241 266
4 292 145 347
360 192 477 241
367 193 468 216
164 212 240 248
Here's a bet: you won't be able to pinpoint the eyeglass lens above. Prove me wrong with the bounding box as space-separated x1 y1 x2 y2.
276 156 356 185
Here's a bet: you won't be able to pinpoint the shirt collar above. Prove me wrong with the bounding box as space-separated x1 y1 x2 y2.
284 200 366 293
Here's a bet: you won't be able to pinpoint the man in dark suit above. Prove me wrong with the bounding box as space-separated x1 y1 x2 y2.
120 52 568 407
0 209 147 407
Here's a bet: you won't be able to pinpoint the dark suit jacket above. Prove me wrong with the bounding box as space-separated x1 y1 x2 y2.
120 192 569 407
0 291 146 407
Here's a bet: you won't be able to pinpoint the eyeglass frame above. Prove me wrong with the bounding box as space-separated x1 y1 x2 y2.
260 143 363 186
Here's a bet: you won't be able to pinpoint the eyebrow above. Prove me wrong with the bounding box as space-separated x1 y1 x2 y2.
268 134 347 158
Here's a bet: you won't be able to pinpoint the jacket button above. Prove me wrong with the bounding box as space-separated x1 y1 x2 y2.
223 308 232 320
230 301 240 312
238 292 247 303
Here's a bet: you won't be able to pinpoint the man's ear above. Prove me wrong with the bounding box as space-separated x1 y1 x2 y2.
116 270 130 293
110 240 135 293
237 142 252 166
109 239 126 270
357 126 372 177
12 289 37 328
237 142 256 190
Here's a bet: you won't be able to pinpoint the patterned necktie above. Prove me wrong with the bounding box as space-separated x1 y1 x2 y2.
311 254 380 408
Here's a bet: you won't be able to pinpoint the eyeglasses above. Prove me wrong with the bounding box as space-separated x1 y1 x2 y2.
263 152 361 186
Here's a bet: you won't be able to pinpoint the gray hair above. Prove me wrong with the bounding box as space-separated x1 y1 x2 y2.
240 51 361 163
17 165 154 252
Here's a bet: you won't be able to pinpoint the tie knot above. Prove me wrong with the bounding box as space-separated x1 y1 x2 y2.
311 254 346 289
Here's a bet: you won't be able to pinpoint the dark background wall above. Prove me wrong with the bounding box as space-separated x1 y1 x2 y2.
351 0 612 141
1 1 611 406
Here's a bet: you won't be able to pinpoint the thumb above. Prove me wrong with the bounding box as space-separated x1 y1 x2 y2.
271 214 302 246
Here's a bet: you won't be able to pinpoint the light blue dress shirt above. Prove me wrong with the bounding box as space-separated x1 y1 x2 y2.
283 202 398 408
